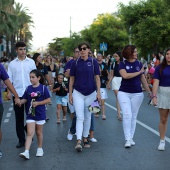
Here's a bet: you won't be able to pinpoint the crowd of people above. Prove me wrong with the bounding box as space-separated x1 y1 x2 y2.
0 41 169 160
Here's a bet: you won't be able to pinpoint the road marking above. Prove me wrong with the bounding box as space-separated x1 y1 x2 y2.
4 119 9 123
6 113 11 117
9 107 13 111
105 102 170 143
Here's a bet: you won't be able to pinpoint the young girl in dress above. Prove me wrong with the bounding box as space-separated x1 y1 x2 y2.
53 73 68 124
19 69 50 160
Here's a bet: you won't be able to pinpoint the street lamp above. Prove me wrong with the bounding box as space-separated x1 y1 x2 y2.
129 26 132 45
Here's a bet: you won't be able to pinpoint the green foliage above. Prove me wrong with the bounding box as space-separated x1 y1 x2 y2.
81 13 128 55
119 0 170 56
48 33 83 56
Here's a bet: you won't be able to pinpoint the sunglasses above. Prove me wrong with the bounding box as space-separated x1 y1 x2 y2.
79 47 88 51
75 51 79 53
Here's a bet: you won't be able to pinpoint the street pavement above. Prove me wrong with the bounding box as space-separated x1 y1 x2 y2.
0 90 170 170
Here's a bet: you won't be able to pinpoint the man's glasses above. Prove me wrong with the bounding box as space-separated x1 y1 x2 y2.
75 51 79 53
79 47 88 51
18 48 26 51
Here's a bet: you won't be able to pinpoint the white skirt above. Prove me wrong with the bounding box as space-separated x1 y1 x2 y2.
100 88 108 100
112 77 122 90
157 86 170 109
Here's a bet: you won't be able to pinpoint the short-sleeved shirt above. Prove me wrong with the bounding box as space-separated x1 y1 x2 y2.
153 65 170 86
98 62 108 88
22 84 50 121
0 63 9 104
64 59 74 73
70 57 100 96
111 62 121 77
53 82 68 96
37 65 48 76
119 60 143 93
64 59 75 93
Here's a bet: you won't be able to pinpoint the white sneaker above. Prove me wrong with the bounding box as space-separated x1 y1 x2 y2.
90 138 97 142
67 130 73 141
125 140 131 148
36 148 44 157
158 141 165 151
19 151 29 160
130 139 135 146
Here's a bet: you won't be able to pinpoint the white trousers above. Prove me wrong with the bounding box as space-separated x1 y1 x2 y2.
73 90 96 140
117 91 144 140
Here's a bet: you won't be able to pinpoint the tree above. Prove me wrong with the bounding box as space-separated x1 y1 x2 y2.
48 33 83 56
118 0 170 56
81 13 128 55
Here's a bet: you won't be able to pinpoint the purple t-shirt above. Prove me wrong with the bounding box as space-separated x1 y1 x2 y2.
119 60 143 93
0 63 9 104
64 59 74 73
70 57 100 96
154 65 170 86
22 84 50 121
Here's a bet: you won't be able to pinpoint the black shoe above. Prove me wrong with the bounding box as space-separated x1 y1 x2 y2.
46 118 49 122
16 142 25 148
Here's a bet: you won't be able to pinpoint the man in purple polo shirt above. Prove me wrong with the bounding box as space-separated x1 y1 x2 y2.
69 42 101 152
64 47 80 140
0 63 20 158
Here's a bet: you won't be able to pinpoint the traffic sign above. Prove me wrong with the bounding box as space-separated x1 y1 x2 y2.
100 42 107 51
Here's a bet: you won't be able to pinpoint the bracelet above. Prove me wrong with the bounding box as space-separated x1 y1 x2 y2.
152 95 157 98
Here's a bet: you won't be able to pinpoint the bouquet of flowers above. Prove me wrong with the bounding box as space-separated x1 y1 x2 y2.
29 92 41 116
88 100 100 113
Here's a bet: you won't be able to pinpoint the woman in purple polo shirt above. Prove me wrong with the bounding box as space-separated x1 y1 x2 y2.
152 48 170 151
117 45 151 148
69 42 101 152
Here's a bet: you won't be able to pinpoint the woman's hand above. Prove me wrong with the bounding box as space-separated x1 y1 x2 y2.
152 96 157 106
96 92 101 104
69 95 73 105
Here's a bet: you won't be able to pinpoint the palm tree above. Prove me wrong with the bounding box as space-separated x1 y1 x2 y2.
14 2 34 44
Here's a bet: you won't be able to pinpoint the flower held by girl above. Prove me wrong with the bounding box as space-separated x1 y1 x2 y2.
29 91 41 116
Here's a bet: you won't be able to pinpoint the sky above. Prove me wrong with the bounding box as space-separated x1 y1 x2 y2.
15 0 134 50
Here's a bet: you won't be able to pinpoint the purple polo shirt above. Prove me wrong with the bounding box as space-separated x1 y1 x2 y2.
0 63 9 104
119 60 143 93
154 65 170 86
64 59 74 73
22 84 50 121
70 57 100 96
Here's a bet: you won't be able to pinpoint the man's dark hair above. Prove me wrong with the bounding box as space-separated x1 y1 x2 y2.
15 41 26 49
78 42 91 50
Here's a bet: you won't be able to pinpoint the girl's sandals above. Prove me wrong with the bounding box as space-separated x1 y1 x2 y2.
117 115 122 121
75 141 82 152
57 119 61 124
102 114 106 120
83 138 90 148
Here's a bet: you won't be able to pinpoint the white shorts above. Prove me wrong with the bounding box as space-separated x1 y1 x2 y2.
112 77 122 90
100 88 108 100
26 120 46 125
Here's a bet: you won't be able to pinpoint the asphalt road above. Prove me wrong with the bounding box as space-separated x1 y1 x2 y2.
0 90 170 170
